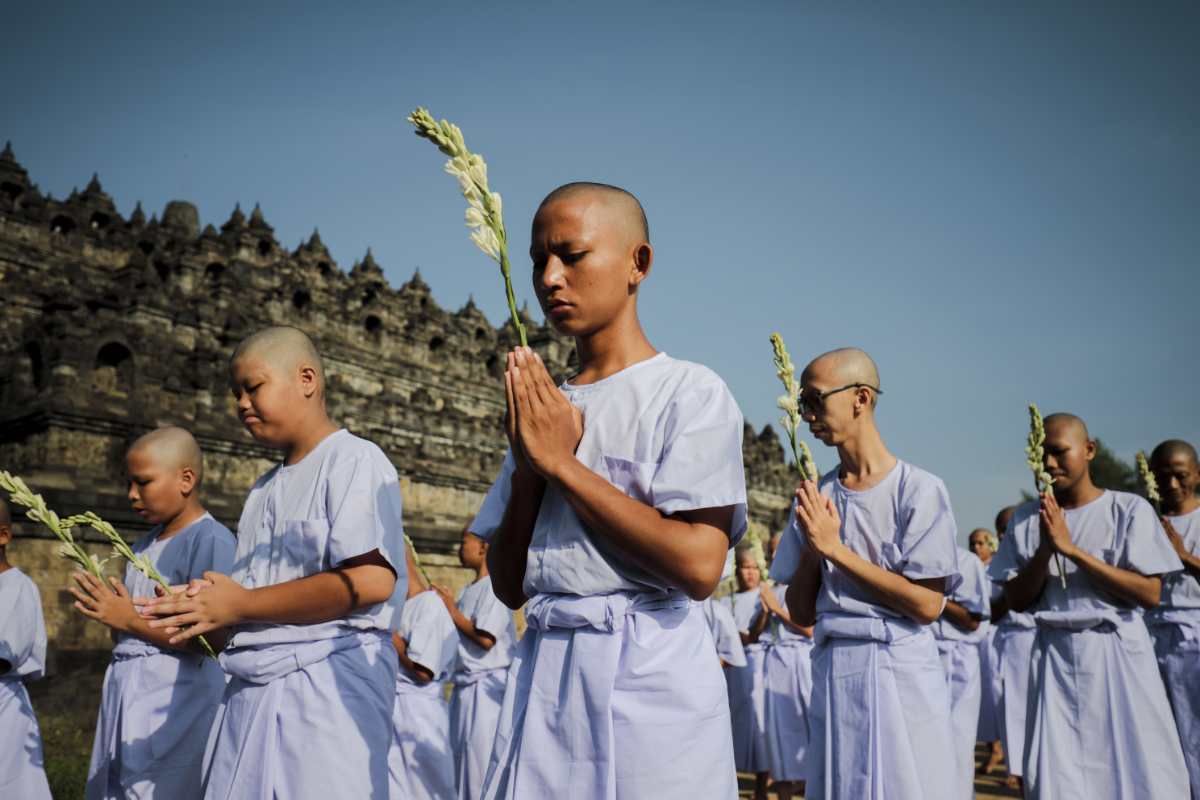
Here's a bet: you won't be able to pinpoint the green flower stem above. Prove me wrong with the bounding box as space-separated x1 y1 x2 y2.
499 249 527 348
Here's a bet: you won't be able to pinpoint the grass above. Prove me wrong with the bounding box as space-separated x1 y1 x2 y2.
28 652 107 800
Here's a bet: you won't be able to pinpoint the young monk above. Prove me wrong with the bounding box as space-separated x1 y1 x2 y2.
762 531 814 800
389 542 458 800
0 498 53 800
436 526 516 800
987 504 1033 792
990 413 1188 799
769 347 960 800
1145 439 1200 798
470 182 747 799
71 427 235 800
139 326 407 800
724 544 771 800
967 528 1004 776
932 544 990 799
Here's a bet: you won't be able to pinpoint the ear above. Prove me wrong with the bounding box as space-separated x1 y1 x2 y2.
298 364 319 399
1084 439 1097 462
0 525 11 545
629 243 653 289
179 466 198 497
853 386 873 414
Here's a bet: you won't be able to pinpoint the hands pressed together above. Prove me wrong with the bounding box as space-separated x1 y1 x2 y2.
794 480 842 559
70 572 140 632
132 572 246 645
504 347 582 482
1037 492 1076 559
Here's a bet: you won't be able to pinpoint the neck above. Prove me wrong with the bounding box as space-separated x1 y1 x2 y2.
1053 475 1103 509
835 423 896 482
284 416 339 466
1164 495 1200 517
571 307 657 385
160 501 206 538
0 554 9 574
475 561 489 581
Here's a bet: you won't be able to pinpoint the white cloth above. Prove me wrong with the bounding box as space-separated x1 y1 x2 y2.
768 461 960 800
390 590 458 800
449 576 515 799
723 589 769 771
990 491 1188 799
933 548 991 799
470 353 748 597
701 596 746 667
480 592 738 800
764 583 813 782
1146 506 1200 798
86 515 235 800
0 567 51 800
993 623 1035 778
202 429 407 799
975 580 1003 742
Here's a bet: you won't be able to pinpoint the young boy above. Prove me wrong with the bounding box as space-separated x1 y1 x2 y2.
967 527 1004 775
470 183 747 799
769 347 960 800
723 545 771 800
932 544 990 799
989 414 1188 799
389 542 458 800
70 427 235 799
761 531 814 800
140 326 407 800
0 498 53 800
1145 439 1200 797
988 504 1033 793
434 526 516 800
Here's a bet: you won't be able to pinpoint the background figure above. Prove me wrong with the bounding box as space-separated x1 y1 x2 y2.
724 545 772 800
969 527 1005 776
0 499 52 800
1145 440 1200 799
989 505 1034 793
703 595 748 669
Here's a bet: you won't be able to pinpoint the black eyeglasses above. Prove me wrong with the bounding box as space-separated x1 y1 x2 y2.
798 383 883 416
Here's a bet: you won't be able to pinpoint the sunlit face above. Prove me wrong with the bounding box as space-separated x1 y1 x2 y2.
735 554 761 591
799 360 870 447
968 531 994 563
1041 421 1095 494
458 530 487 570
1150 451 1200 512
229 354 305 447
530 195 647 338
126 447 187 525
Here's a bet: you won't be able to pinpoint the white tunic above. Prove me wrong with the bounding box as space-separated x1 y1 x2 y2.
470 353 746 799
932 547 991 800
1144 506 1200 799
974 580 1003 742
449 575 516 800
701 596 746 668
87 514 236 800
390 590 459 800
990 491 1188 800
987 555 1038 778
723 588 770 772
763 583 814 783
0 567 52 800
202 429 407 800
769 461 961 800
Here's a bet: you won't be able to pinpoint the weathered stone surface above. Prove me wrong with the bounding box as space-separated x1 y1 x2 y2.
0 145 792 654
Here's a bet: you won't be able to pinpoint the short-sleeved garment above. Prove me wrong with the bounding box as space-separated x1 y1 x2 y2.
470 353 748 598
932 548 991 643
229 429 407 648
769 584 809 644
989 491 1182 624
0 568 45 680
452 576 516 674
769 460 962 620
702 596 746 666
397 590 458 686
1149 507 1200 615
726 588 765 638
113 514 236 657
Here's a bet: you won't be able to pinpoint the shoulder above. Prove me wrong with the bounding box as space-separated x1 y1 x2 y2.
894 461 949 504
817 466 840 493
1107 490 1157 523
324 432 398 480
5 568 40 600
658 356 737 404
190 515 236 545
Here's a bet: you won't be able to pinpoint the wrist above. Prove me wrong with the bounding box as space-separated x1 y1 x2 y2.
542 454 582 487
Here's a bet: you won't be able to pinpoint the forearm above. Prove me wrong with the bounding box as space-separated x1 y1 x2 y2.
1177 550 1200 580
767 598 813 635
487 470 545 609
447 606 496 650
941 600 981 632
785 551 822 626
1068 549 1162 608
550 459 728 599
1004 547 1053 612
119 613 226 653
392 633 432 684
825 543 945 624
238 564 395 625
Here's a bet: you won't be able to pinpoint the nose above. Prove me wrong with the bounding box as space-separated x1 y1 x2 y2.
538 255 566 293
127 482 138 502
236 393 252 413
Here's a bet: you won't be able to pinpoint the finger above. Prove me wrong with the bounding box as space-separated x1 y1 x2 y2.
504 367 517 427
73 601 103 620
142 598 192 617
168 621 216 645
804 480 823 509
796 503 814 532
512 363 533 419
81 571 106 593
68 587 97 608
109 578 130 598
148 611 204 630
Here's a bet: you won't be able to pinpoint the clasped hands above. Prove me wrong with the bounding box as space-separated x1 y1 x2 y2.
133 572 247 645
504 347 583 482
794 480 843 560
1037 492 1077 559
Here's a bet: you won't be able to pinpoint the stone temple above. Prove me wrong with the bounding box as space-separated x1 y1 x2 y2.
0 142 797 656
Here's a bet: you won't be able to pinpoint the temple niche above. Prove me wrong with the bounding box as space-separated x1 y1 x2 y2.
0 141 792 652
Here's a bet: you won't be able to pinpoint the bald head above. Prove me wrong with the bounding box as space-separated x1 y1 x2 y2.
537 182 649 244
1151 439 1198 467
994 505 1016 537
128 426 204 485
232 326 325 392
1044 413 1090 444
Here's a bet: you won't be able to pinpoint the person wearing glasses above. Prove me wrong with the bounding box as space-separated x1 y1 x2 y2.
769 347 960 800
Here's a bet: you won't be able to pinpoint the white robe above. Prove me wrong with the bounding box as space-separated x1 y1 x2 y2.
702 596 746 668
0 567 52 800
990 611 1035 779
974 583 1003 742
87 514 235 800
449 576 515 800
390 590 459 800
763 583 813 782
932 548 991 799
769 460 961 800
990 491 1188 799
202 429 407 800
1145 506 1200 799
723 589 770 772
470 353 747 800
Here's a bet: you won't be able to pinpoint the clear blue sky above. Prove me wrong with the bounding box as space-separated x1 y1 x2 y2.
4 2 1197 538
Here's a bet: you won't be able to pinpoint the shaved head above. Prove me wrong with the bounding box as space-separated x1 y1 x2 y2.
995 505 1016 537
805 348 881 389
1044 413 1090 443
128 426 204 485
1150 439 1198 467
537 182 649 244
232 326 325 392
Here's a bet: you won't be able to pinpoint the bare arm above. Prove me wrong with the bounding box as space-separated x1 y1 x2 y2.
432 584 496 651
70 572 229 654
940 599 981 632
1066 549 1162 609
785 549 823 627
486 469 545 610
760 582 814 636
393 632 433 684
1163 518 1200 580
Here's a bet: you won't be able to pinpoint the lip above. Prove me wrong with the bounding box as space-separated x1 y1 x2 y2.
544 299 573 316
133 507 147 516
241 415 261 425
